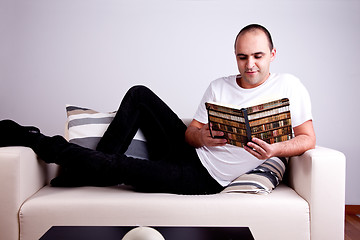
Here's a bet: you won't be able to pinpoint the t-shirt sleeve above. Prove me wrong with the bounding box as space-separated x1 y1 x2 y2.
289 77 313 128
193 83 215 124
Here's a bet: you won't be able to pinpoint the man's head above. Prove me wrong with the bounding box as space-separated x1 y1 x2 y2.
234 24 274 51
234 24 276 89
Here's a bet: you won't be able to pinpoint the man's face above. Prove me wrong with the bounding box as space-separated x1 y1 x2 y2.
235 30 276 89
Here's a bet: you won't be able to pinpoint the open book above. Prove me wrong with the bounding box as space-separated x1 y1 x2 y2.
206 98 293 148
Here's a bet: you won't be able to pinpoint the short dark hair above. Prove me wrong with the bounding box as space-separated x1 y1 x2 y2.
234 24 274 51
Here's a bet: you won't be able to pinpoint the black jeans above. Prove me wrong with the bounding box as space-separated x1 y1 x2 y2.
35 86 223 195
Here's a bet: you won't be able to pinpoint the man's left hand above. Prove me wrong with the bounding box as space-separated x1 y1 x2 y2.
244 120 316 160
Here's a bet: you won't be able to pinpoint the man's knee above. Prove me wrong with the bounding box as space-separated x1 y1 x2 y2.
128 85 152 95
125 85 158 104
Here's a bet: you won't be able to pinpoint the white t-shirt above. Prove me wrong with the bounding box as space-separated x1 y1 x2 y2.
193 73 313 186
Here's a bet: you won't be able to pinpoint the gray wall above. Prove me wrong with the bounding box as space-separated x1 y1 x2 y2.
1 0 359 204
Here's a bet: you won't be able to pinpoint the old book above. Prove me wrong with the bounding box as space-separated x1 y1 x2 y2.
205 98 293 148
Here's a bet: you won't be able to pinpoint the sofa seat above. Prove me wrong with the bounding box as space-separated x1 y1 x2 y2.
20 184 309 240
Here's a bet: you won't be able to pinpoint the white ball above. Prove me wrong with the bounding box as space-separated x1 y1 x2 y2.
122 227 165 240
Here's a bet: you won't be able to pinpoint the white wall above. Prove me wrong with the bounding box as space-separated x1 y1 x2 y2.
1 0 359 204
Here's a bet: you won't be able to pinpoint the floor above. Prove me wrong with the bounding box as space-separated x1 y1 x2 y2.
345 206 360 240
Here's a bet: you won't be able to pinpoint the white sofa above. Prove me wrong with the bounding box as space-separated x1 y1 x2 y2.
0 144 346 240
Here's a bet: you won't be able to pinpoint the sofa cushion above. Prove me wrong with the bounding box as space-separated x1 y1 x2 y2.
66 105 149 160
19 184 310 240
222 157 287 194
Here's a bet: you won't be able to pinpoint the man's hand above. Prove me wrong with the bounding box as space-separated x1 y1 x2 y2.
185 119 227 148
244 120 316 160
244 138 276 160
199 123 227 147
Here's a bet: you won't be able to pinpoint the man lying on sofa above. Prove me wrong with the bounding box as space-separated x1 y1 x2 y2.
0 24 316 195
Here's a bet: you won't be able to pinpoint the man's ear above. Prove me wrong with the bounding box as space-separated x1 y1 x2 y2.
270 48 276 62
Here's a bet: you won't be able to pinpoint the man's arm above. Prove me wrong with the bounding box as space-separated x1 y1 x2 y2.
245 120 316 160
185 119 227 148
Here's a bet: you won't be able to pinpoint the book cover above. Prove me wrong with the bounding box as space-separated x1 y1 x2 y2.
205 98 293 148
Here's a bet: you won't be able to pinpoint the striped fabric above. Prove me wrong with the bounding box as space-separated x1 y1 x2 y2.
65 105 149 160
222 157 287 194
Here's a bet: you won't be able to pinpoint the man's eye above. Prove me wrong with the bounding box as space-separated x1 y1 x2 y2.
238 56 247 60
255 55 263 59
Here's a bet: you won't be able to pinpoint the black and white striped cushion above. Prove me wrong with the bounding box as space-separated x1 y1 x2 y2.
222 157 287 194
65 105 149 160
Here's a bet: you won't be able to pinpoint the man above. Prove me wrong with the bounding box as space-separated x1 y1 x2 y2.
0 24 315 194
185 24 316 187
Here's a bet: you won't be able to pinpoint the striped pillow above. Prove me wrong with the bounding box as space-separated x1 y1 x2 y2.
222 157 287 194
66 105 149 160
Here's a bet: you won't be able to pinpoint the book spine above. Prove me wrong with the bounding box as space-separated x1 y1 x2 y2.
251 126 293 143
247 105 290 121
208 109 245 123
207 108 215 138
209 120 247 136
246 98 289 114
209 116 246 130
241 108 252 144
249 112 291 127
250 118 292 134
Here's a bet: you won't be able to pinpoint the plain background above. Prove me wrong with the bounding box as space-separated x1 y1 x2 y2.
1 0 359 204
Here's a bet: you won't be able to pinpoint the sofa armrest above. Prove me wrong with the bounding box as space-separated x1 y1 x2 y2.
0 147 47 240
288 146 346 240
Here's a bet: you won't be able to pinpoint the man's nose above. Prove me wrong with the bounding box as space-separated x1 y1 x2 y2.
246 58 256 69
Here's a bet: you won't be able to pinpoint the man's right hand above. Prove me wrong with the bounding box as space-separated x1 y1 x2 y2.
185 119 227 148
